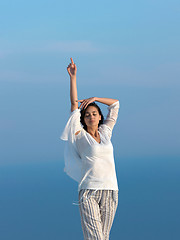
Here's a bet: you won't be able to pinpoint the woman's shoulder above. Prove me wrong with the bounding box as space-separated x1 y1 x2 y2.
98 124 112 139
99 123 112 132
75 128 85 138
75 130 81 136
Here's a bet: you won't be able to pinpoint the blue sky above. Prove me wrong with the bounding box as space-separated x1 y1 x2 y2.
1 0 180 85
0 0 179 165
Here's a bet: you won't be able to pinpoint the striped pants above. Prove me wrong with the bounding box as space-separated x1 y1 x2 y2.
78 189 118 240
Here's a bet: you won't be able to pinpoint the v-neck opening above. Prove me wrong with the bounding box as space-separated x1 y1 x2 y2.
83 129 102 144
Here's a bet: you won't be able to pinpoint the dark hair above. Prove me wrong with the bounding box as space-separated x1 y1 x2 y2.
80 102 104 131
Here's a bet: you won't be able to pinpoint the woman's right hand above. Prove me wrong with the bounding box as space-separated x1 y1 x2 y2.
77 97 96 109
67 58 77 78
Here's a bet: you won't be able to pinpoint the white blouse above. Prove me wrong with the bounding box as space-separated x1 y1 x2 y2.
60 101 120 193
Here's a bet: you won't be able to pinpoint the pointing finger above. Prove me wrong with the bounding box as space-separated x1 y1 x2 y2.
70 58 74 64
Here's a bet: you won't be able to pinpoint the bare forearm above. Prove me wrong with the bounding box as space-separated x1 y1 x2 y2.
70 77 78 105
95 97 118 106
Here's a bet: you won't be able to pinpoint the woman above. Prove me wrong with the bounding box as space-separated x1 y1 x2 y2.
60 58 120 240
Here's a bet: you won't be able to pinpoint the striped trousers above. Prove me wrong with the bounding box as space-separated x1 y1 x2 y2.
78 189 118 240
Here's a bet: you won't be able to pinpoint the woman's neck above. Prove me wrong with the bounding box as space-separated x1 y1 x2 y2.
87 127 99 137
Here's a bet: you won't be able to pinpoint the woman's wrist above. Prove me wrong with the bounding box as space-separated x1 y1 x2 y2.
70 76 76 81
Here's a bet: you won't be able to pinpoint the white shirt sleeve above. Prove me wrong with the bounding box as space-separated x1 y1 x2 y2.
60 108 83 141
60 108 83 183
99 100 120 139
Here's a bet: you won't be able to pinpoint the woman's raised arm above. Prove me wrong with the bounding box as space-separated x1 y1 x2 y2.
78 97 119 110
67 58 78 112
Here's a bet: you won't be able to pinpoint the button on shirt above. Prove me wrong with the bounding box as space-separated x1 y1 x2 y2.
60 101 120 192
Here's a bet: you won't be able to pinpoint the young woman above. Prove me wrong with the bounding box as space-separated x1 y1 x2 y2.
60 58 120 240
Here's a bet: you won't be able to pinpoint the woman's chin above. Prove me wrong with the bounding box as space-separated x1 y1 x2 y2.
87 122 98 127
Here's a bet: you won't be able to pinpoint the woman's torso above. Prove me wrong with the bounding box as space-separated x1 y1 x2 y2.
75 127 119 192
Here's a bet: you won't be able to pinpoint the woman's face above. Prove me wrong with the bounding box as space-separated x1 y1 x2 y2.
84 106 101 128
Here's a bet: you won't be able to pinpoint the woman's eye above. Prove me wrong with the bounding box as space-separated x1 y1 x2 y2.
85 113 97 117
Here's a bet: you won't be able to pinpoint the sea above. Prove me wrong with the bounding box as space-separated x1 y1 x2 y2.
0 156 179 240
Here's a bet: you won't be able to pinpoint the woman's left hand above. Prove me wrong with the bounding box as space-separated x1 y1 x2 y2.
77 97 96 109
